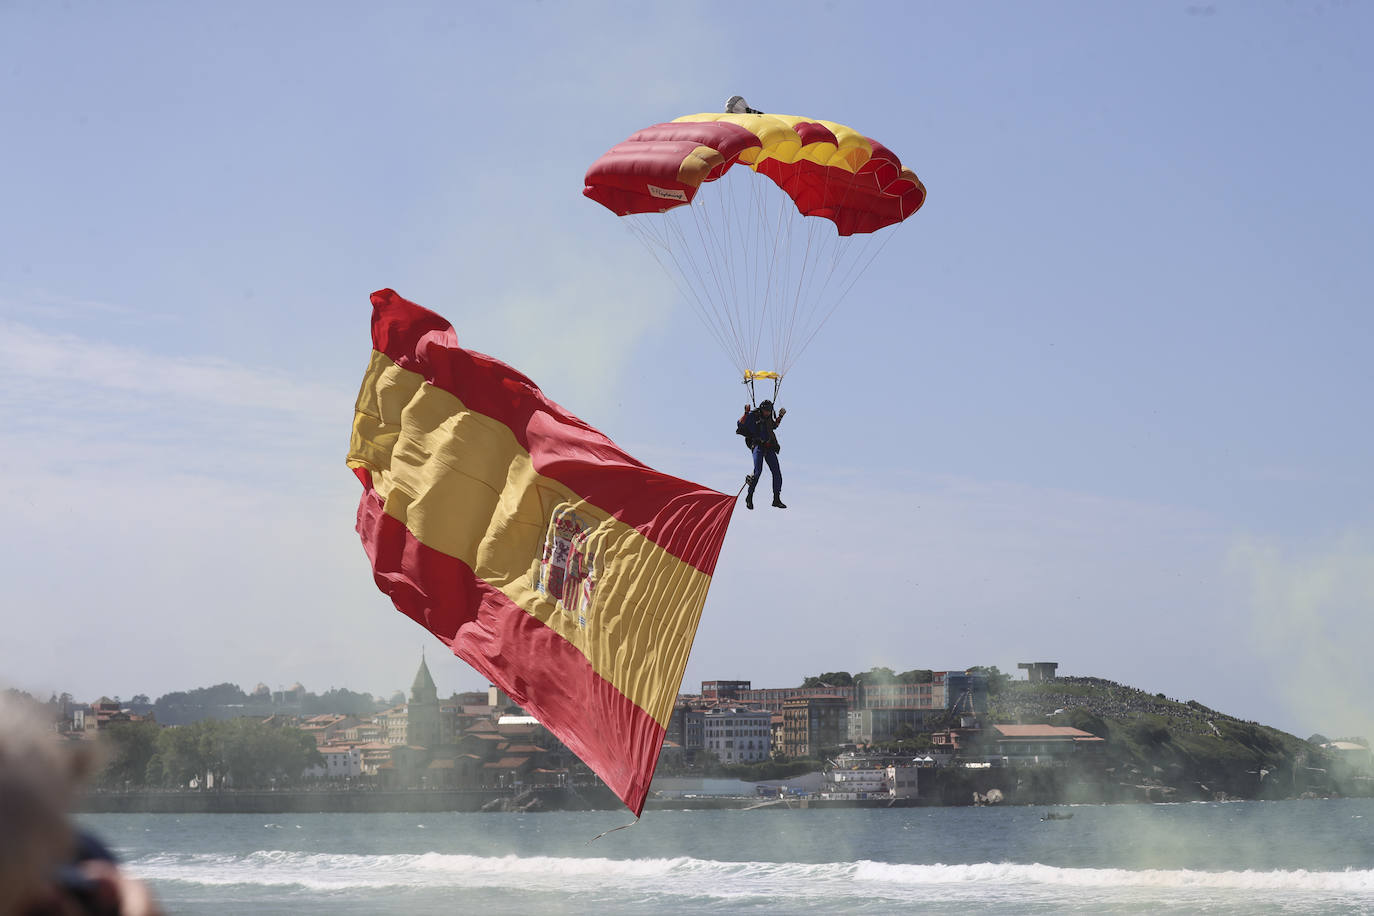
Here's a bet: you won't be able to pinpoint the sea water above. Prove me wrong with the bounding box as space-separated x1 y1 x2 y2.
80 798 1374 914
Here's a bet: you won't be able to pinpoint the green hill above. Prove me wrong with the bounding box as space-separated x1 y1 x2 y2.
989 676 1355 801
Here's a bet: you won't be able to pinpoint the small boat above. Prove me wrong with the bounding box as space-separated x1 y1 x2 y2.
1041 812 1074 821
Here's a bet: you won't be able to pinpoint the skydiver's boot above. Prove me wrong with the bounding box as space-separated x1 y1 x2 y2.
745 475 756 510
772 494 787 509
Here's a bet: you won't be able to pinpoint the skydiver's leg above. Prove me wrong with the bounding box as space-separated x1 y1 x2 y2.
746 447 764 510
764 450 784 508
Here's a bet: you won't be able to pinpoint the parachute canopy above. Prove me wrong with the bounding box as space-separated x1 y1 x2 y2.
584 112 926 235
584 103 925 383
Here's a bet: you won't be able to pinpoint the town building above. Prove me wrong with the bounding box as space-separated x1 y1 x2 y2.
988 724 1105 762
781 695 849 758
1018 661 1059 683
306 744 363 780
300 714 356 746
379 705 408 745
406 654 441 749
701 680 751 701
823 765 889 799
843 671 988 744
666 704 706 761
703 707 771 763
847 707 946 744
737 684 858 709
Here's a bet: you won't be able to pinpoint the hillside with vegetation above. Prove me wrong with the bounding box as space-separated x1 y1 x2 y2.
698 668 1370 804
988 674 1363 801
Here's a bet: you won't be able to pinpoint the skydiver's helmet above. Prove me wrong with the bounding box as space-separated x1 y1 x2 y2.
725 95 764 115
758 400 773 414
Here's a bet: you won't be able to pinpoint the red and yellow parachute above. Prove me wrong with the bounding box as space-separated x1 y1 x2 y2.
585 100 926 396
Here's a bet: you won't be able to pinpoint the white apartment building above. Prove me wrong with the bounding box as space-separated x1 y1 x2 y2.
307 744 363 780
703 707 771 763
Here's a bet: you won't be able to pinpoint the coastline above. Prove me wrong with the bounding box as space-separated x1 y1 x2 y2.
75 787 556 814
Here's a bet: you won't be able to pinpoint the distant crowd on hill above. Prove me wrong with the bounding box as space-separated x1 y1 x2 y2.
995 676 1262 734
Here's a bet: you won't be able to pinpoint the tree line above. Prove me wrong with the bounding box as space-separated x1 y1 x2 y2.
95 718 324 790
800 665 1012 692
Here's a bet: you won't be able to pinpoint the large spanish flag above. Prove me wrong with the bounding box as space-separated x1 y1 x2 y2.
348 290 736 815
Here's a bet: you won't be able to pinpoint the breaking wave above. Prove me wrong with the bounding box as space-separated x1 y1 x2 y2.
131 850 1374 896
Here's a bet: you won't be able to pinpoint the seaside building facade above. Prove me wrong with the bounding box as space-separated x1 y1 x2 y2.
703 707 771 763
781 695 849 758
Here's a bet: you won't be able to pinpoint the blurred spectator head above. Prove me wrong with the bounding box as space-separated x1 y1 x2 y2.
0 692 99 915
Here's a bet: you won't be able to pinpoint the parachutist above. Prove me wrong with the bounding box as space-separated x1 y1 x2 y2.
736 400 786 509
583 107 924 387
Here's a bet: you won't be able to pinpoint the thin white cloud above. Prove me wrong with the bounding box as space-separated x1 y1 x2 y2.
0 318 340 416
0 288 155 322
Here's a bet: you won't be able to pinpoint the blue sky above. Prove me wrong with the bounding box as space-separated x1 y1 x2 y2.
2 1 1371 740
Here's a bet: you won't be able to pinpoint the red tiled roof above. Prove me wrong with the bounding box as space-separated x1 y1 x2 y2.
464 733 503 742
993 724 1103 740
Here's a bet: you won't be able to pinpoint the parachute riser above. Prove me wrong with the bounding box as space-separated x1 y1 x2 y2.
743 371 782 410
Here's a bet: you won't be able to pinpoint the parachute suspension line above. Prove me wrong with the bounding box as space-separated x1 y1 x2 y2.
782 162 848 373
628 201 754 375
771 159 847 378
788 217 906 369
621 149 905 384
654 167 792 377
772 159 900 375
750 167 789 381
742 170 768 374
763 170 800 378
624 218 744 373
716 168 765 373
682 190 743 367
679 197 746 370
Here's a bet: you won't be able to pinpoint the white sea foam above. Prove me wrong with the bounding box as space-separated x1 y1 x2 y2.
130 850 1374 898
856 860 1374 893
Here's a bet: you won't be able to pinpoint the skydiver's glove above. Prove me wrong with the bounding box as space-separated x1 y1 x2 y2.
778 408 786 418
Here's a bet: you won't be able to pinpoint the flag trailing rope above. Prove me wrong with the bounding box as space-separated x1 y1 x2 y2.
347 289 736 816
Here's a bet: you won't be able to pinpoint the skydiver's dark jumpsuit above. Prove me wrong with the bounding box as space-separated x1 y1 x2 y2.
740 405 784 508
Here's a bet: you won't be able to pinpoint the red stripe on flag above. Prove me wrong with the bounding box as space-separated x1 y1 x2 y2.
367 289 735 576
355 470 664 816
